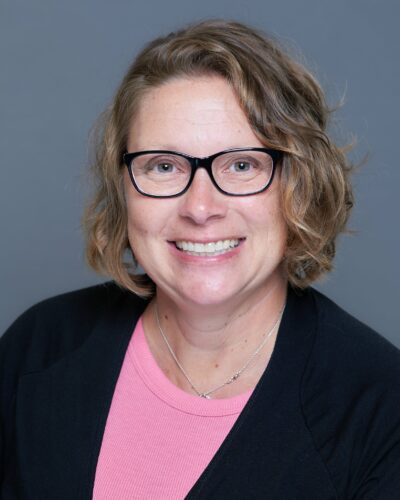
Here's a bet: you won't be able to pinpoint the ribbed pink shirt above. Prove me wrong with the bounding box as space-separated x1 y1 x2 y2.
93 317 252 499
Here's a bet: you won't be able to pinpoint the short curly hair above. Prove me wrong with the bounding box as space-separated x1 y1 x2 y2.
84 19 353 296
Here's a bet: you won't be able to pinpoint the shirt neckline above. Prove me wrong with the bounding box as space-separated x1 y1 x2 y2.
128 318 253 417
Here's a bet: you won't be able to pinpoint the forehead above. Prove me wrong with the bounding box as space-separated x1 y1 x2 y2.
127 76 264 155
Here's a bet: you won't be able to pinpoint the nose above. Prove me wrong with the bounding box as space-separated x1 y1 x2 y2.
178 168 228 225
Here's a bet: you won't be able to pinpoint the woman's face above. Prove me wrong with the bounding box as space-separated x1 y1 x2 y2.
124 76 287 309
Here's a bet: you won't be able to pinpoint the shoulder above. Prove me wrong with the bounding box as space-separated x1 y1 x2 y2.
307 287 400 381
302 287 400 409
0 282 146 376
300 288 400 496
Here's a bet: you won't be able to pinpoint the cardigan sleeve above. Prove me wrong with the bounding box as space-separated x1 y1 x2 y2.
351 378 400 499
0 307 34 493
354 441 400 499
0 282 131 494
301 290 400 500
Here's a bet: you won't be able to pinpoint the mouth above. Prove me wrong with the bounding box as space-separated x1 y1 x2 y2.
173 238 245 257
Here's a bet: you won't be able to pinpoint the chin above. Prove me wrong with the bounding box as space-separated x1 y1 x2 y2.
168 279 239 308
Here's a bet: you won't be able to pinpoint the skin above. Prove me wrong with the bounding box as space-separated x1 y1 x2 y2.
124 75 288 398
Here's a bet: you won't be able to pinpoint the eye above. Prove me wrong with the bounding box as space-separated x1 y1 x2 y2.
154 162 175 173
142 156 182 174
230 161 252 173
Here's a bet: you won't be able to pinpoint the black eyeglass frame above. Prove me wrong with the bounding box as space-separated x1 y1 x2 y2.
123 147 283 198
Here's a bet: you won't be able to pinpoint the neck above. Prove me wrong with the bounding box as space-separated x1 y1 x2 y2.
142 271 287 398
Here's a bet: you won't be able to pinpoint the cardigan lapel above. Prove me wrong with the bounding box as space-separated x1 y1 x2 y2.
186 287 337 499
15 292 146 500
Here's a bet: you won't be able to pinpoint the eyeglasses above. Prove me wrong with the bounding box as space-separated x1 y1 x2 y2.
123 147 282 198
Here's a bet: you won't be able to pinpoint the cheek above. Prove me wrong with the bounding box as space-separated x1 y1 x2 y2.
248 197 288 258
123 200 149 256
266 205 287 250
124 174 153 235
243 187 285 231
124 186 175 250
125 205 155 269
126 202 152 245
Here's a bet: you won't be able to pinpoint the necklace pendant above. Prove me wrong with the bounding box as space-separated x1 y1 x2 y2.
200 393 211 399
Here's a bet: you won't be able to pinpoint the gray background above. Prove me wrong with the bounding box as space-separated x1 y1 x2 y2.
1 0 399 346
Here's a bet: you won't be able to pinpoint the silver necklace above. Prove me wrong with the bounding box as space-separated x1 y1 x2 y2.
154 303 285 399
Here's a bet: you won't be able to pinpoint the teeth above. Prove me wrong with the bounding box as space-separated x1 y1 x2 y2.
175 239 241 255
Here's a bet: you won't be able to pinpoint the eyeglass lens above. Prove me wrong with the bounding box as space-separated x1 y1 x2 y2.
130 151 274 196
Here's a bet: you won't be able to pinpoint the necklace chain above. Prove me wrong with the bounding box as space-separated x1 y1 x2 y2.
154 303 285 399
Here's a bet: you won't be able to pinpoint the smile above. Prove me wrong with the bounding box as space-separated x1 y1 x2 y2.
174 239 243 256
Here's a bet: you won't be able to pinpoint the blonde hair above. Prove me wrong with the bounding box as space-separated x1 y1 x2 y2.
84 19 353 296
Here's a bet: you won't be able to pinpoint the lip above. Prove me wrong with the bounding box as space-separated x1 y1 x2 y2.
167 238 245 263
169 237 245 244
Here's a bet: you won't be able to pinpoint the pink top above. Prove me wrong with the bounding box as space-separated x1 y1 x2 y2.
93 317 253 499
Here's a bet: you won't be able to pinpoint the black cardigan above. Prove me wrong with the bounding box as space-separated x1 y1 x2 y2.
1 283 400 499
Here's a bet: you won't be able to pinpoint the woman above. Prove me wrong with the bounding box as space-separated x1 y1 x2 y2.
1 20 399 499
